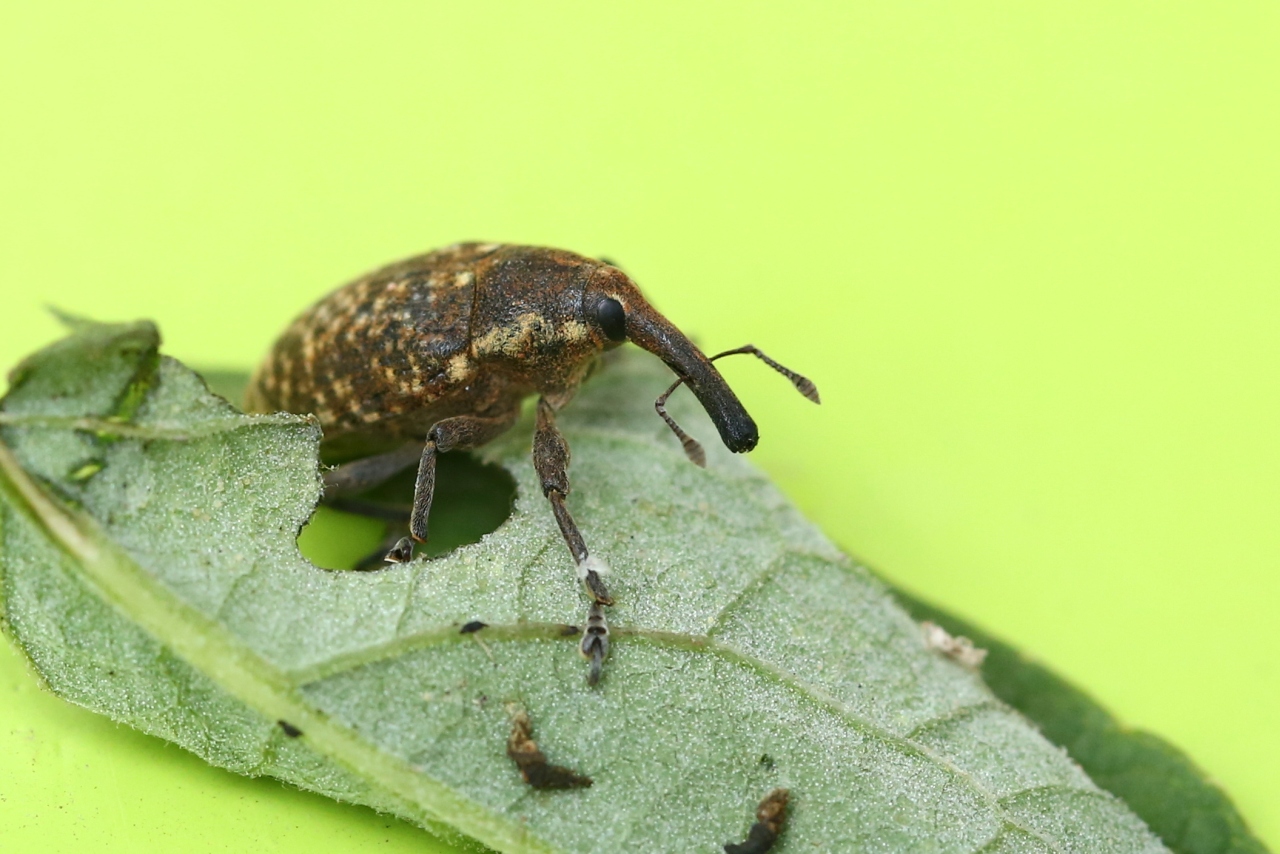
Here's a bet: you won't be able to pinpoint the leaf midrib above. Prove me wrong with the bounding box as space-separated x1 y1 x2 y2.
0 437 557 854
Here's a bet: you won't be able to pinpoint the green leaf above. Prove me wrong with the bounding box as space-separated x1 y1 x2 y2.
894 595 1270 854
1 320 1176 853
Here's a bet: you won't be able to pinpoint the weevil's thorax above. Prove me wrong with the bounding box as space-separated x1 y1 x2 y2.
469 247 610 396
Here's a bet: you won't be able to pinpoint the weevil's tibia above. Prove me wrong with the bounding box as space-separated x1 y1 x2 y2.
724 788 790 854
390 412 515 562
408 437 438 545
656 346 819 466
580 601 610 686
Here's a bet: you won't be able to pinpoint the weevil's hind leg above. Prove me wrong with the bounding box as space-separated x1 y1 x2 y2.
322 441 424 499
396 411 518 563
533 397 612 684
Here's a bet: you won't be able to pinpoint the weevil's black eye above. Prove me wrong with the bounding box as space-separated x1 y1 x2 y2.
595 297 627 342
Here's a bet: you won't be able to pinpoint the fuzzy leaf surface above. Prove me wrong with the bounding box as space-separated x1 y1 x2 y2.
0 321 1169 853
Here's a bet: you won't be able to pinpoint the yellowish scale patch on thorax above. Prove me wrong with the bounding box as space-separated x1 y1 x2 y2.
472 312 546 358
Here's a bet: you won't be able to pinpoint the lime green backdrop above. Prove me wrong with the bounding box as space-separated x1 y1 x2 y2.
2 3 1276 851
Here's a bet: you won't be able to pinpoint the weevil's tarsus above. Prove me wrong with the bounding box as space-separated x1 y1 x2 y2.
507 710 593 789
384 536 415 564
656 346 820 464
724 788 790 854
580 601 610 687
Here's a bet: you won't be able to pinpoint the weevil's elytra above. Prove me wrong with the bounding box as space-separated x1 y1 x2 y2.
246 243 818 686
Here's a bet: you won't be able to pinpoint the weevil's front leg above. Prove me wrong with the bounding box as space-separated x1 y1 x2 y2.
385 412 516 563
533 397 612 685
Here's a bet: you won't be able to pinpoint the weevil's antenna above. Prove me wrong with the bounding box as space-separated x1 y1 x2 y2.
655 377 708 467
655 345 819 466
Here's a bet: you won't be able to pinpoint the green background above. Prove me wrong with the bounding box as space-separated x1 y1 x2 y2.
1 3 1276 851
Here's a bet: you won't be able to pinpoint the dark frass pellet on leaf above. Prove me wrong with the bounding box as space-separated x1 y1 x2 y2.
505 710 592 790
245 243 819 685
724 788 789 854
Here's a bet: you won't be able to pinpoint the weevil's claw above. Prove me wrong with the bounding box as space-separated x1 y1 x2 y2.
384 536 415 563
580 602 609 687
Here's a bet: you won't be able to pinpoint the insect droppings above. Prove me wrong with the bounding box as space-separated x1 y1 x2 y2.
247 244 818 685
724 788 790 854
506 710 592 790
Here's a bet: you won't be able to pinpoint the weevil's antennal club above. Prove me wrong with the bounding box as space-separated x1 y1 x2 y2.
655 346 820 465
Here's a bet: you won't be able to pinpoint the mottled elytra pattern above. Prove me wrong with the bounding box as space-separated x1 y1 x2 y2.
245 242 818 686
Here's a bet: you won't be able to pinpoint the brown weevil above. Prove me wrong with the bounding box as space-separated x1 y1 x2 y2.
245 243 818 684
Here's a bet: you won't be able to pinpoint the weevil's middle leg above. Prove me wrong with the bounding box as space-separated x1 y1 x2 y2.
396 412 518 561
534 397 613 684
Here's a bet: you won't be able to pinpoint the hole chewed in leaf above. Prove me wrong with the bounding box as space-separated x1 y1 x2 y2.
298 451 517 570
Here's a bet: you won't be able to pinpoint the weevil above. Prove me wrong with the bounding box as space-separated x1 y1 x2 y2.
245 243 818 684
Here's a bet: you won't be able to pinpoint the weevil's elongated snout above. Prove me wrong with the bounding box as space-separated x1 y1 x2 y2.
625 308 759 453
